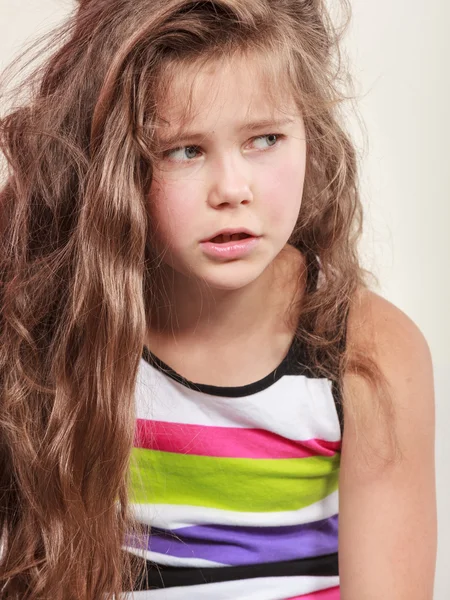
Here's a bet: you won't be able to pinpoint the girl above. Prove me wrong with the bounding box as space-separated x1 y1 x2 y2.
0 0 436 598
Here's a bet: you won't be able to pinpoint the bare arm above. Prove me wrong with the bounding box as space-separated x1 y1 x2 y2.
339 290 437 599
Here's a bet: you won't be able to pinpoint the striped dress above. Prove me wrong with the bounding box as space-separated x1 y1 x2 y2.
123 334 343 599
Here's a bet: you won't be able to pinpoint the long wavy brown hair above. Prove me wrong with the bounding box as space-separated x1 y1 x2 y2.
0 0 396 597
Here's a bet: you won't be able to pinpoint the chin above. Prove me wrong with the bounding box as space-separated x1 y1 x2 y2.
197 262 269 291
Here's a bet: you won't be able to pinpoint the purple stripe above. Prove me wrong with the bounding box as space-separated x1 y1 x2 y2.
126 515 339 566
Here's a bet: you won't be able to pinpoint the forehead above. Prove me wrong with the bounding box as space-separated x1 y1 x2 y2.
154 51 299 136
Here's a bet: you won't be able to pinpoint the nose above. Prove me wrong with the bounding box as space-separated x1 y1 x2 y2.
207 153 254 209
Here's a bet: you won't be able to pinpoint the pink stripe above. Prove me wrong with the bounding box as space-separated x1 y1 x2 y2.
135 419 341 459
287 586 340 600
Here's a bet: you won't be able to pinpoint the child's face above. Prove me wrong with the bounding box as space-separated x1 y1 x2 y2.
149 55 306 291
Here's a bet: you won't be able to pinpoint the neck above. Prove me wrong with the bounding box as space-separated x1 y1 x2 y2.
146 246 305 348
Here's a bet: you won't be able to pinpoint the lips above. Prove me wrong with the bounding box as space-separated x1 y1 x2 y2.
200 230 260 260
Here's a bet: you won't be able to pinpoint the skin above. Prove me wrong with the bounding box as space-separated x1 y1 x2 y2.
146 53 437 597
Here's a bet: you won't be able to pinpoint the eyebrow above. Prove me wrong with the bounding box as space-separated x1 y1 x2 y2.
156 117 295 148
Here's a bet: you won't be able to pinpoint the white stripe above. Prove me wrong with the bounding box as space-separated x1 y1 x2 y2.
128 489 339 529
123 575 340 599
136 360 341 442
123 546 225 568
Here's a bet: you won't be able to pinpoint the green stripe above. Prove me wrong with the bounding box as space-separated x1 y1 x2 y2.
129 448 340 512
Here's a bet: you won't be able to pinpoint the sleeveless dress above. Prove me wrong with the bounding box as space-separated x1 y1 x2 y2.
122 323 345 599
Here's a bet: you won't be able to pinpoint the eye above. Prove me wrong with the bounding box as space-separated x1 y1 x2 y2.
252 133 283 150
163 145 201 162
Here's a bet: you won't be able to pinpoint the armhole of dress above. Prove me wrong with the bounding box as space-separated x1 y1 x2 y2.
309 255 349 440
304 253 346 439
331 305 349 439
332 377 344 439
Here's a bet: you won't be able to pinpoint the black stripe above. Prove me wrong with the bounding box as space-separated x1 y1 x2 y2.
131 552 339 590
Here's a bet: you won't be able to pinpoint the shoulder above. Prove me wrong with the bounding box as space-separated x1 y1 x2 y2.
342 285 435 465
346 286 433 385
347 286 431 359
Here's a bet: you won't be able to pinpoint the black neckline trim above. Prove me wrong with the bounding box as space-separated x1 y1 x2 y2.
141 336 311 398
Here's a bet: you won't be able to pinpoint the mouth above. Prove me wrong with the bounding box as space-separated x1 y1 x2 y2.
203 228 258 244
209 232 253 244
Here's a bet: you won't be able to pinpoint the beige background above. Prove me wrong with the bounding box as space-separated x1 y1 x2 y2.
343 3 449 597
1 0 448 596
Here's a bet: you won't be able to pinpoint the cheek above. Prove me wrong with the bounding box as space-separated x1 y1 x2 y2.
149 180 198 245
260 160 305 225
